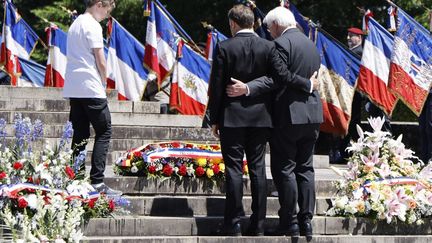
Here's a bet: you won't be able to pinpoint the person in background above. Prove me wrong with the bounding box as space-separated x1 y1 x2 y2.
419 91 432 163
331 27 391 164
63 0 121 196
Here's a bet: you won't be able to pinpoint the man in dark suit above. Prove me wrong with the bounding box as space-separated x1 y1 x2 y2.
226 6 322 241
208 4 314 237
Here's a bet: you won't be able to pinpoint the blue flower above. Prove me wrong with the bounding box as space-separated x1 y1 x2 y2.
113 197 131 207
31 119 44 141
74 150 87 173
59 121 73 150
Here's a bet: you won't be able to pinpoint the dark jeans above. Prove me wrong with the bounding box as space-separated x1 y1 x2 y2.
419 93 432 163
69 98 112 184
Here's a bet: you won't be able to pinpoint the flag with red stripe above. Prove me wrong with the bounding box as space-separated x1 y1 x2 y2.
388 10 432 115
1 0 40 86
44 25 67 87
357 18 398 115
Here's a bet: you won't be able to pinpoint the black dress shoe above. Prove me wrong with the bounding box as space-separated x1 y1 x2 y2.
300 222 313 241
224 223 242 236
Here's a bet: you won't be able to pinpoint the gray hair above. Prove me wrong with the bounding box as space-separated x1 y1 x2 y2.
263 6 296 29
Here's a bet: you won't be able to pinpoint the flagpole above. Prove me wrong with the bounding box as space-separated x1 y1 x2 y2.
151 0 205 56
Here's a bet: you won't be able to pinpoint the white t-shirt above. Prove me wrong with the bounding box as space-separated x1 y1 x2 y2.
63 13 106 98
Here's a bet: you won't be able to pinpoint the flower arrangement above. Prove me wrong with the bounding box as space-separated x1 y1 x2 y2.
327 117 432 224
0 114 121 242
114 141 249 183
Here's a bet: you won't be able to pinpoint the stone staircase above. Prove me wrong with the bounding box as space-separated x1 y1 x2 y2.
1 86 429 243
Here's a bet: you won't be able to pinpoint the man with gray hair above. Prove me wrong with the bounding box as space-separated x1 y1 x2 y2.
208 4 316 236
227 6 322 240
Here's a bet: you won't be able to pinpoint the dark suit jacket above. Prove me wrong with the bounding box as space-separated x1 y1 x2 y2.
248 28 323 127
208 31 311 128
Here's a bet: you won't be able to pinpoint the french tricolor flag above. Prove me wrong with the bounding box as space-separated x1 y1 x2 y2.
170 41 210 116
143 0 178 87
106 18 148 101
44 25 67 87
316 30 360 135
356 18 398 115
1 0 40 86
205 28 227 62
389 10 432 115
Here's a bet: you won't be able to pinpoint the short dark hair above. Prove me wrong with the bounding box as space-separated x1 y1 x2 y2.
85 0 116 8
228 4 254 29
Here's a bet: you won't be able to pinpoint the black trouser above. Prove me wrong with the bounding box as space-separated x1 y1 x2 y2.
220 127 269 232
69 98 112 184
270 123 320 228
419 93 432 163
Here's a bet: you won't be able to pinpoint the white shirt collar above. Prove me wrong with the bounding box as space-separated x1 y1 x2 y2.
235 28 255 35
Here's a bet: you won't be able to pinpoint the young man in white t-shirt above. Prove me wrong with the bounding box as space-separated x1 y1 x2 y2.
63 0 121 196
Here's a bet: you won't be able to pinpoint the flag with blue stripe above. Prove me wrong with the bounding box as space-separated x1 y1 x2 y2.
316 30 360 135
107 18 148 101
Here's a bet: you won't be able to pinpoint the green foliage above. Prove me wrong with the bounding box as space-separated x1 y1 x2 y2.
0 0 430 120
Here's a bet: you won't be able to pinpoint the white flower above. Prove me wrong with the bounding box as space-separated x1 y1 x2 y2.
131 166 138 173
26 194 38 209
334 196 349 208
352 189 363 200
345 201 358 214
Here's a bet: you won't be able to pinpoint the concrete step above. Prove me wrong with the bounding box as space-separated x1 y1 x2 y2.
120 196 331 217
1 124 215 140
83 235 432 243
83 215 432 236
0 86 118 100
0 98 160 114
103 173 339 197
0 111 202 127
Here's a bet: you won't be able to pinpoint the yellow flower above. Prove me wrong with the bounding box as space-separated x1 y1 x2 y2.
355 201 366 213
219 163 225 173
206 168 214 178
243 164 248 174
210 158 222 165
125 159 131 167
196 158 207 167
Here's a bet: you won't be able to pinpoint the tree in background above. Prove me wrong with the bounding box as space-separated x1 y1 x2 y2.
2 0 430 120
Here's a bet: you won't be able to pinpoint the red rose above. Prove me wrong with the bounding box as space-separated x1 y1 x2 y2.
27 176 33 183
210 145 220 150
13 162 23 170
18 197 28 208
172 142 181 148
162 164 173 177
43 196 51 205
65 166 75 179
108 199 115 212
148 165 157 174
0 171 7 180
185 143 193 149
88 198 97 209
133 151 142 158
26 188 35 193
178 165 187 176
195 166 205 177
212 164 220 174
